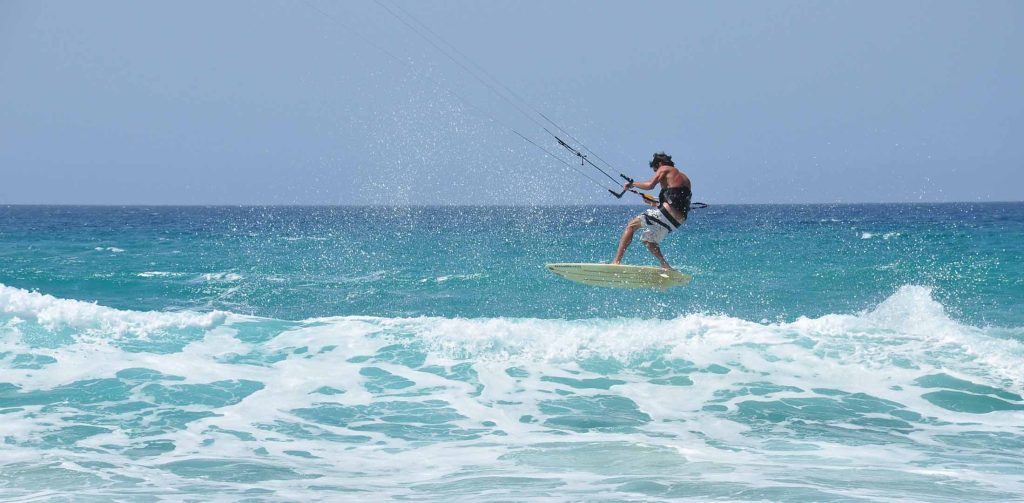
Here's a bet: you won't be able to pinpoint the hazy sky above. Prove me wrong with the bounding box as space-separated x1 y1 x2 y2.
1 0 1021 205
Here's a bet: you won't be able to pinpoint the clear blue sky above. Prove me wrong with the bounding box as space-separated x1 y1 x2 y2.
1 0 1021 205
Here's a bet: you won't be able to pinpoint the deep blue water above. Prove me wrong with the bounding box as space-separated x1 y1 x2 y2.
1 203 1022 502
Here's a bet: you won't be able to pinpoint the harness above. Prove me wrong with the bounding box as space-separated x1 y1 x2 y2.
643 206 682 233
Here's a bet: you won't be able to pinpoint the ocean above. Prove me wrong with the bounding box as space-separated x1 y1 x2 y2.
1 203 1022 502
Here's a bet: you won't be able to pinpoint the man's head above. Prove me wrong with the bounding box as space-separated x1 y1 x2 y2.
650 152 674 169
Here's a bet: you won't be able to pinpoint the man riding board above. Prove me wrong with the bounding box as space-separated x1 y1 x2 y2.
612 152 691 270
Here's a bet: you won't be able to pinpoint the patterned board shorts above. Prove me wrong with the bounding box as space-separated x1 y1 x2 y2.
638 206 684 244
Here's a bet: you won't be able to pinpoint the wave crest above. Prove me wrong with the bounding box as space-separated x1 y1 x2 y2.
1 282 1020 390
0 284 228 340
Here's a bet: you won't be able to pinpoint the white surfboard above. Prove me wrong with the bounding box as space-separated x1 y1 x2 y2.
545 263 692 289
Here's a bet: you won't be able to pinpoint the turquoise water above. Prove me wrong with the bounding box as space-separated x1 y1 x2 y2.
1 203 1022 501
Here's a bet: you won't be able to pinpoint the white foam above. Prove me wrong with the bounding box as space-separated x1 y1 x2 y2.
860 231 901 240
198 272 243 282
792 285 1024 391
137 271 183 278
421 273 487 284
1 283 1022 500
0 283 228 340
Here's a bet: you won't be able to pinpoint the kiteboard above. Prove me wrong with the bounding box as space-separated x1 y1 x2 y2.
545 263 692 289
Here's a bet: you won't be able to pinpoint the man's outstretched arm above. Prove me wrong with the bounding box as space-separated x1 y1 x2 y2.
626 168 666 191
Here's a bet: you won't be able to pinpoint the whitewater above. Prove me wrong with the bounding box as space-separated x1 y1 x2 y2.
1 204 1022 501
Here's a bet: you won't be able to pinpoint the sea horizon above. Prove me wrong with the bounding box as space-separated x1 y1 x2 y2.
3 200 1022 208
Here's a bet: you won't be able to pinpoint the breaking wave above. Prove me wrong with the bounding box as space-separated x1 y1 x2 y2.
1 282 1022 501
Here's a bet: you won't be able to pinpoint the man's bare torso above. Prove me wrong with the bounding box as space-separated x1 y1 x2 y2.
659 166 690 191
